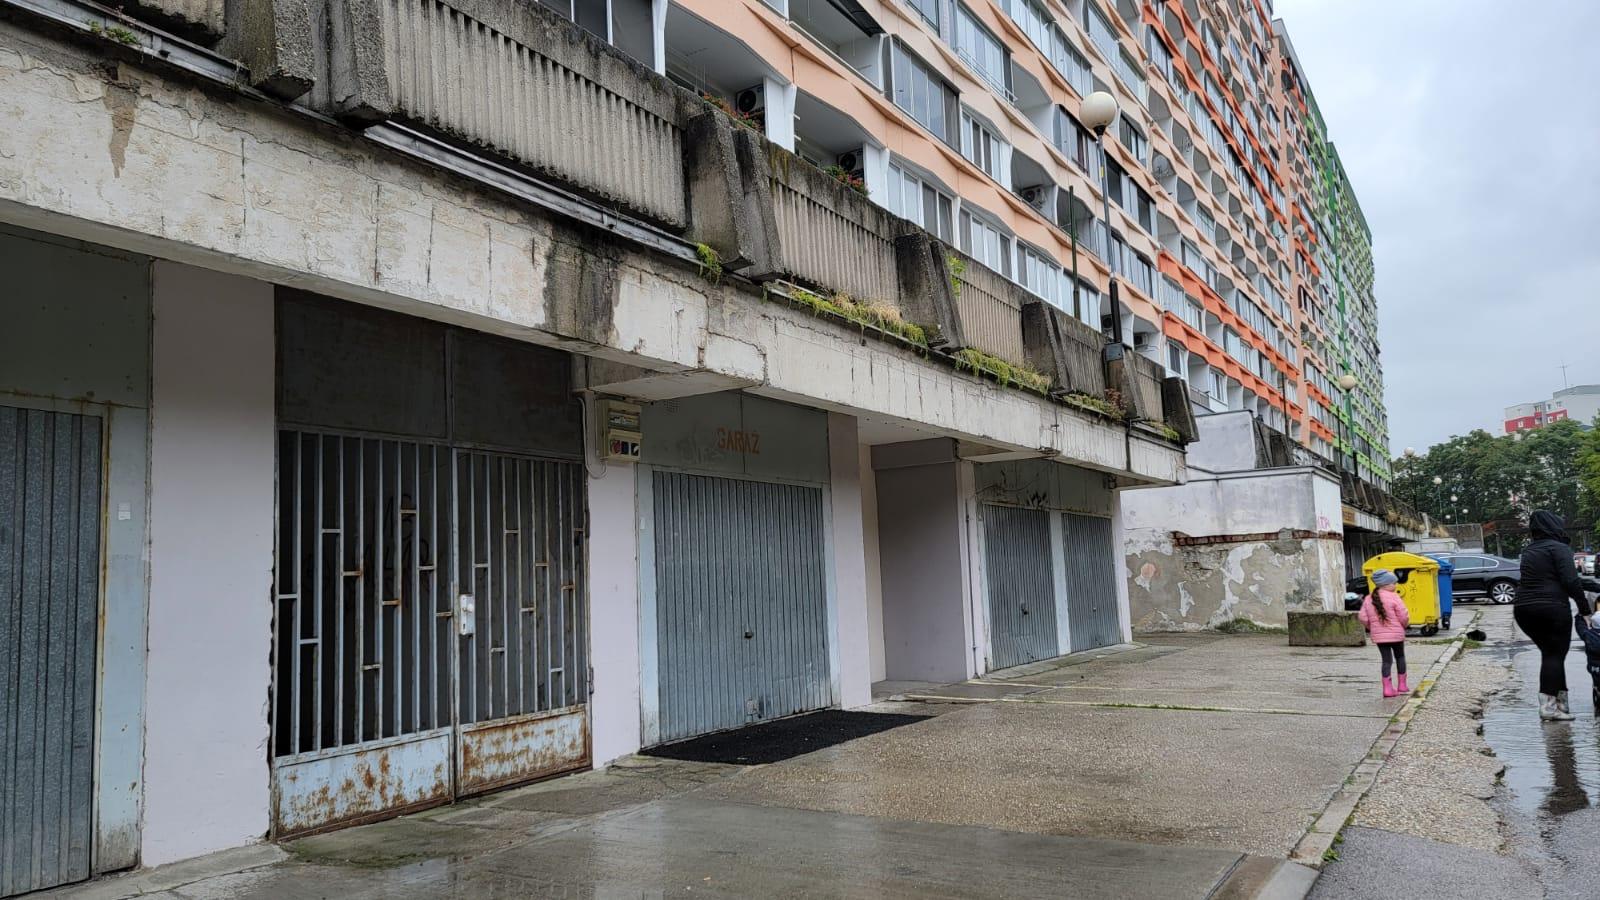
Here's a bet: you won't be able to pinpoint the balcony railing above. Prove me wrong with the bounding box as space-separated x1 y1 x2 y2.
364 0 688 228
770 166 900 309
950 249 1028 363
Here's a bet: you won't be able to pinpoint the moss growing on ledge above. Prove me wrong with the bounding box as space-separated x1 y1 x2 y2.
788 287 929 348
694 243 722 284
953 348 1051 393
1063 392 1123 420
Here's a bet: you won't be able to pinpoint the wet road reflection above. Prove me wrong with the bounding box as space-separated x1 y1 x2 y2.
1482 640 1600 818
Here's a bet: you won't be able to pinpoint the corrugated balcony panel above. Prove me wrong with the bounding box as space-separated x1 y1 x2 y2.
951 256 1026 364
376 0 687 228
770 170 898 310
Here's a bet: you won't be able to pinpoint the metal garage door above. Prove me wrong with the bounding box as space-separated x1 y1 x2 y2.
1064 514 1121 652
1 407 101 897
983 504 1059 670
652 471 831 743
271 432 587 835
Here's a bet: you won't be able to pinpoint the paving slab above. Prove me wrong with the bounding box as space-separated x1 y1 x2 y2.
1310 826 1540 899
690 697 1385 857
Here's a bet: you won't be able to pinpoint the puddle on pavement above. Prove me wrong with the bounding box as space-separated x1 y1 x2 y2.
1481 641 1600 818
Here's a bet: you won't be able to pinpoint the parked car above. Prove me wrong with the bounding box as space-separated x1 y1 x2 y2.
1580 553 1596 577
1437 553 1521 604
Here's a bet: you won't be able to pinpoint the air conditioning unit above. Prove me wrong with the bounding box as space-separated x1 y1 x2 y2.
735 84 766 117
835 148 866 181
1020 185 1049 210
1133 331 1154 350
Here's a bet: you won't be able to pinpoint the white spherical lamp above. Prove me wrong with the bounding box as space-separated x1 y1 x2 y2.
1403 447 1416 457
1337 373 1358 391
1081 91 1119 134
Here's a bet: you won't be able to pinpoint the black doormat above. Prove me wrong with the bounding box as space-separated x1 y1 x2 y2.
642 710 931 766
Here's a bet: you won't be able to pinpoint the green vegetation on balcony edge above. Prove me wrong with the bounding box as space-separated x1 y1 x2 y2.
694 243 722 284
1063 392 1123 420
945 254 966 298
788 287 929 348
953 349 1050 394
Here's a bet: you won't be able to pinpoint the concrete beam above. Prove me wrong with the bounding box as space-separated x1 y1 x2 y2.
893 233 963 348
682 113 781 277
584 358 759 401
230 0 315 100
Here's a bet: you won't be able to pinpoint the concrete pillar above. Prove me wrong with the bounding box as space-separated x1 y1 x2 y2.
143 263 275 865
763 75 797 152
872 440 973 684
585 402 642 766
1112 490 1133 642
859 445 886 684
828 413 872 707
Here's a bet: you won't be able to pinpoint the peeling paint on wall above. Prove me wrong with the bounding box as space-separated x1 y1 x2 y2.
1126 530 1345 631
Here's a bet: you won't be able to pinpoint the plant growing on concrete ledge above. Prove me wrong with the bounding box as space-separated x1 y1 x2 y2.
87 20 140 46
953 349 1050 393
699 91 761 133
822 165 868 196
788 287 929 349
1063 392 1122 420
946 254 966 297
1156 423 1182 442
694 243 722 284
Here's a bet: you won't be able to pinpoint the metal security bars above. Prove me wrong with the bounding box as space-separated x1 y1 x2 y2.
273 432 450 757
454 451 587 726
272 431 586 759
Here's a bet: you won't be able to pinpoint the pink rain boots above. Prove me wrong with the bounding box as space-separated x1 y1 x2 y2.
1382 677 1397 698
1397 674 1409 694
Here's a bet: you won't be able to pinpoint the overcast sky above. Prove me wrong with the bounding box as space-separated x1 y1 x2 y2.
1274 0 1600 456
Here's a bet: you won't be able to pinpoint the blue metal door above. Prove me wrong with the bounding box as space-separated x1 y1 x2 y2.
1 406 101 897
652 471 831 743
983 504 1059 669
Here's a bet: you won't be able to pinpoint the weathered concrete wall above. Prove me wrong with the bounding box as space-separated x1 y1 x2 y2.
1124 468 1346 630
828 413 873 708
1185 410 1263 474
143 262 275 864
873 441 972 684
859 444 886 684
0 23 1184 487
0 225 152 871
587 432 642 767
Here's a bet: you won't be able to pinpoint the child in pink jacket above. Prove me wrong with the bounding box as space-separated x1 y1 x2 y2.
1358 569 1411 697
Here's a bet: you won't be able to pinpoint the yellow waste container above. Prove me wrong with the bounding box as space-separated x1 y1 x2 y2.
1361 552 1443 636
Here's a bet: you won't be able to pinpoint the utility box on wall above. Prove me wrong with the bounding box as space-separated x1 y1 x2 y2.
599 398 641 462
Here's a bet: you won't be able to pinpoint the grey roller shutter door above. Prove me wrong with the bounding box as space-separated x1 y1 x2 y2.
1 407 101 897
983 504 1059 669
653 471 831 743
1064 514 1121 652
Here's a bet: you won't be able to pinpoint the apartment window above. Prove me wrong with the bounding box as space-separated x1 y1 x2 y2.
1085 3 1119 64
1010 0 1092 97
1055 108 1099 178
1074 278 1102 327
960 207 1013 278
890 41 958 145
955 5 1011 98
1118 117 1148 166
1016 242 1065 308
1167 343 1187 380
907 0 939 31
960 109 1006 183
885 162 955 241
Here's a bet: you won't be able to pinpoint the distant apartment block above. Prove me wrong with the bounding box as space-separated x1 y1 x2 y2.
1505 385 1600 433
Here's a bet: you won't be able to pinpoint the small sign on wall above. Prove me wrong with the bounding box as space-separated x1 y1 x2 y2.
599 398 641 462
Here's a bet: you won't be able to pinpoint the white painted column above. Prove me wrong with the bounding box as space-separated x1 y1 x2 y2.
858 445 885 684
763 76 798 152
587 450 643 766
828 413 873 708
862 144 891 206
143 262 275 866
1112 491 1134 643
650 0 668 75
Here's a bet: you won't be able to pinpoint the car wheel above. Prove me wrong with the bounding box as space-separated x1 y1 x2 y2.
1488 580 1517 605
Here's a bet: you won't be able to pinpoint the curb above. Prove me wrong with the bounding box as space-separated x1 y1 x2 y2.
1287 616 1475 870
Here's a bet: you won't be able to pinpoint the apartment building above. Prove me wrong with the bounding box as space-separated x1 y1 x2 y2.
0 0 1199 892
1505 385 1600 433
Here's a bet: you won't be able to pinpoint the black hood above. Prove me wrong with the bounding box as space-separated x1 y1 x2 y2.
1529 510 1570 545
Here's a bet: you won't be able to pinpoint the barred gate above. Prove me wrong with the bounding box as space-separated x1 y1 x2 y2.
271 430 587 835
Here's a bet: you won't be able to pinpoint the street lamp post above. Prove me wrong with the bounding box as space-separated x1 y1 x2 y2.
1432 475 1443 521
1080 91 1123 350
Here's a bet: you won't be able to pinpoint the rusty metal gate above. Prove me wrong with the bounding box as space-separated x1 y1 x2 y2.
982 504 1060 669
271 430 587 835
1064 513 1121 652
1 407 101 897
651 471 832 744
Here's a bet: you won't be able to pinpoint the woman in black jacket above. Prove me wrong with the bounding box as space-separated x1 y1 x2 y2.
1515 510 1594 720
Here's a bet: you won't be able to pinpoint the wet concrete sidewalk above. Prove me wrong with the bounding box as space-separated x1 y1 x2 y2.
47 632 1441 899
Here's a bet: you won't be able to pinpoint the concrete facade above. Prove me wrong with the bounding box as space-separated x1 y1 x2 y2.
0 2 1193 888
